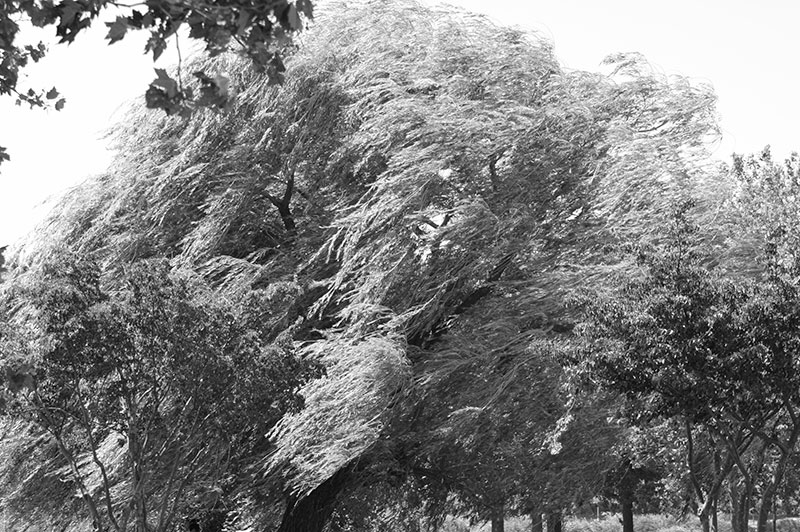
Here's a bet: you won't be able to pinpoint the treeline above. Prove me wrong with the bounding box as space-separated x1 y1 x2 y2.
0 2 796 532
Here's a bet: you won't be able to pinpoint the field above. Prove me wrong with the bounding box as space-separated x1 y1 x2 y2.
439 514 733 532
439 515 800 532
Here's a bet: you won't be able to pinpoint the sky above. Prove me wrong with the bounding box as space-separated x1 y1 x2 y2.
1 0 799 246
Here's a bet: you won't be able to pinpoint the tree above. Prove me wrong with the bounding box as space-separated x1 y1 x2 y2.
578 205 800 532
0 0 312 166
406 340 569 532
11 1 723 530
0 254 317 531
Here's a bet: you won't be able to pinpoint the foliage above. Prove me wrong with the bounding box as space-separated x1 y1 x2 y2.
0 0 312 167
7 1 726 529
577 205 800 532
0 253 316 531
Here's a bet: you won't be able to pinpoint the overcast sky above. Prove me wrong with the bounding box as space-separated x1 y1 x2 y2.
1 0 798 246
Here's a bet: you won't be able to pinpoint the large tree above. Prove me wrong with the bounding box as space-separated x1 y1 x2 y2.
5 2 723 530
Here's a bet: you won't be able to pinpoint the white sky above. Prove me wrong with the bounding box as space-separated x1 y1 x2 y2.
1 0 799 246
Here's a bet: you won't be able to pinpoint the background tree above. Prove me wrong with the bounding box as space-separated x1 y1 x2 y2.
578 205 800 532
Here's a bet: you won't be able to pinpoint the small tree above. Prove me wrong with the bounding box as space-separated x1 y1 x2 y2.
578 205 800 532
0 254 316 531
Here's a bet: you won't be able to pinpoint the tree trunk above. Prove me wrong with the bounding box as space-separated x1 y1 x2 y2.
756 429 799 532
530 509 543 532
758 490 773 532
757 459 790 532
730 474 752 532
276 467 350 532
491 504 505 532
712 496 719 532
276 202 296 233
547 510 562 532
620 494 634 532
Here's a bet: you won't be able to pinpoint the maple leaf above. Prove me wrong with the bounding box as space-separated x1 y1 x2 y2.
105 17 129 44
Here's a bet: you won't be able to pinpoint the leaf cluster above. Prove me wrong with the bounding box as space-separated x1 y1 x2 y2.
0 252 319 529
0 0 312 163
579 207 800 427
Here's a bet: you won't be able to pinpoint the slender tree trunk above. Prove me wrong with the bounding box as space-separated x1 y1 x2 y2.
547 510 562 532
688 420 725 532
712 446 721 532
699 513 710 532
757 451 795 532
276 467 350 532
730 474 753 532
756 425 800 532
772 498 777 532
530 508 543 532
491 503 505 532
712 496 719 532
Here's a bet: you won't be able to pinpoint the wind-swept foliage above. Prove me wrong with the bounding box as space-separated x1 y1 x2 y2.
4 1 727 530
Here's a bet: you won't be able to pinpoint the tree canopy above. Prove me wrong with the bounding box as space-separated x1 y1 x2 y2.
0 2 762 532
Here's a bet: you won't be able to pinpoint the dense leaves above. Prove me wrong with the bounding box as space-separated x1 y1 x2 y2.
0 0 311 164
0 253 317 531
1 1 737 531
578 204 800 532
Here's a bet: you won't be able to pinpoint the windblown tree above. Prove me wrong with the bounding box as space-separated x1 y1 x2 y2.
5 1 725 531
0 254 316 532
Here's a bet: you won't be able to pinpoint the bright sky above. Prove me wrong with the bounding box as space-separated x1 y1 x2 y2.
1 0 799 246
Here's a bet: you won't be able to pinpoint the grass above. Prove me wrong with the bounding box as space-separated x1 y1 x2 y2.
440 514 709 532
440 514 800 532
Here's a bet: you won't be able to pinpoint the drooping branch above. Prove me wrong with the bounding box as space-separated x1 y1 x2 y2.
410 252 516 347
266 170 297 234
453 252 516 315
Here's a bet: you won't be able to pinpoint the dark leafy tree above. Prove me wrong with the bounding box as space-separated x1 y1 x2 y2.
578 205 800 532
0 253 317 532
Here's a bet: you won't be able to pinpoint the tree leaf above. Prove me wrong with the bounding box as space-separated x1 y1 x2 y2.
58 0 81 29
286 4 302 30
146 33 167 61
151 69 179 98
46 87 58 100
296 0 314 19
105 17 129 44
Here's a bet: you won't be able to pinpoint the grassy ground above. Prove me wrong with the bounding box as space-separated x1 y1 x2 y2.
440 514 707 532
440 514 800 532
